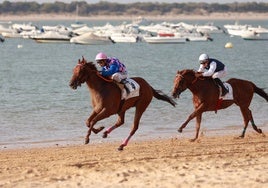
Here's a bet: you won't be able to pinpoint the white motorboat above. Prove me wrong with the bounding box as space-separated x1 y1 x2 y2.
70 32 113 45
72 26 94 35
177 32 213 42
143 35 186 44
31 31 71 43
110 33 138 43
241 30 268 40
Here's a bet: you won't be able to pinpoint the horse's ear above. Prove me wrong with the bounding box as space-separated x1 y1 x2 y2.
81 56 87 65
78 59 81 64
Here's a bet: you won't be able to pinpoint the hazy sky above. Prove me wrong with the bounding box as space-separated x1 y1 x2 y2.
1 0 268 3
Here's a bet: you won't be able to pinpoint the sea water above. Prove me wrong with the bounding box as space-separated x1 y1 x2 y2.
0 19 267 149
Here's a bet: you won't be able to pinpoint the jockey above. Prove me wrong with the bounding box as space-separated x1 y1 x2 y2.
196 53 228 96
95 52 131 93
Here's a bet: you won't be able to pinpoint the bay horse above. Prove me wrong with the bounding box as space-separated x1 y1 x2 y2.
172 69 268 141
69 57 176 150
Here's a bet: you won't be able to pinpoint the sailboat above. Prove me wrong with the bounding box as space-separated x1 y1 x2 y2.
71 4 86 29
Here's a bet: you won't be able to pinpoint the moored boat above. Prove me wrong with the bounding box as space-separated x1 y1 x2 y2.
110 33 138 43
31 31 71 43
241 30 268 40
143 35 186 44
70 32 114 45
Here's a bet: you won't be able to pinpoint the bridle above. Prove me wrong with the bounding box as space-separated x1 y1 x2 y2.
174 71 203 95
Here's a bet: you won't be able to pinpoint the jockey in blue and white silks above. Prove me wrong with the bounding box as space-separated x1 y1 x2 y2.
197 53 228 96
95 52 131 93
95 52 127 82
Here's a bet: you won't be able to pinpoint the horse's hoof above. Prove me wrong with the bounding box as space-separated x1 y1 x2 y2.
258 129 262 134
99 126 105 132
235 135 244 139
118 145 124 151
103 131 108 138
189 138 197 142
85 138 90 144
178 128 183 133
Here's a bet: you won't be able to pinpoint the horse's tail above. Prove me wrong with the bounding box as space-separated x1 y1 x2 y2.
152 88 177 107
254 85 268 102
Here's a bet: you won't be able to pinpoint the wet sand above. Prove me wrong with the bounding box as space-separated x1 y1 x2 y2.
0 133 267 188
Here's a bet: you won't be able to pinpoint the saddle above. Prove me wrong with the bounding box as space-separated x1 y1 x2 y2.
215 82 233 113
219 82 233 100
116 78 140 100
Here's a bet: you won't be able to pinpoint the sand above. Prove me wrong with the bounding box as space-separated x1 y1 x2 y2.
0 132 267 188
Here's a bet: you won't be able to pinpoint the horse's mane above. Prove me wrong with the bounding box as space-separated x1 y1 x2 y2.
80 59 113 83
184 69 195 75
85 61 98 71
180 69 213 82
78 57 98 72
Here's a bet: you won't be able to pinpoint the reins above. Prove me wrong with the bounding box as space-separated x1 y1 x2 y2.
95 71 114 83
191 77 205 84
177 73 204 86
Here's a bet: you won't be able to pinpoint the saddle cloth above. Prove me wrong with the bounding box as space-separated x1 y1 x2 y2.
220 82 233 100
120 78 140 100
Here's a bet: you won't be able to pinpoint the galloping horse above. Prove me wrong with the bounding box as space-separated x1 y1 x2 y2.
69 57 176 150
172 69 268 141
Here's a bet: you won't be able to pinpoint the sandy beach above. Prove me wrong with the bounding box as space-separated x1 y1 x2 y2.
0 132 267 188
0 12 268 21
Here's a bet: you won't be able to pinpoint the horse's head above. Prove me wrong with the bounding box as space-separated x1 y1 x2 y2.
69 57 97 90
172 69 196 98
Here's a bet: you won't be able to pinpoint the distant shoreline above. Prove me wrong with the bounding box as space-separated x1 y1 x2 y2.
0 12 268 21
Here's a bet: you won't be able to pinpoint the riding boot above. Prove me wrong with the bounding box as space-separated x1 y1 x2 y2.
120 79 130 94
214 78 228 96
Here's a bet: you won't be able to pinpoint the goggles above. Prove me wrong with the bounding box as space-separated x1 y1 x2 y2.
200 60 208 64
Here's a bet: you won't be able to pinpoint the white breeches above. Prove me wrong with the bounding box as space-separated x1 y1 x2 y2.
212 67 227 79
111 72 128 82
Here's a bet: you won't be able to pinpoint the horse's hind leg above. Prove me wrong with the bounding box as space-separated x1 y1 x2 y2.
239 107 262 138
248 110 262 134
103 111 125 138
118 105 147 151
239 107 250 138
178 103 205 134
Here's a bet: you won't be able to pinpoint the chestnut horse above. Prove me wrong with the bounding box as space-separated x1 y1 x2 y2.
172 69 268 141
70 57 176 150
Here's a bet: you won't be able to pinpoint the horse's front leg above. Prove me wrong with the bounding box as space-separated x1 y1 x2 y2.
178 103 205 133
85 108 111 144
84 111 97 144
86 111 104 134
85 126 104 144
190 113 202 142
